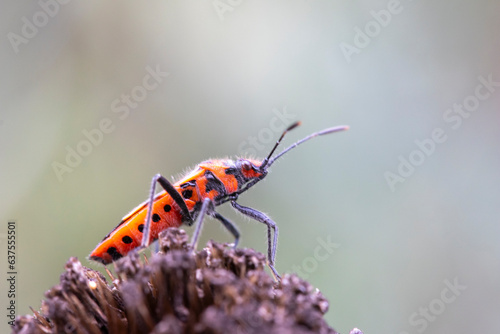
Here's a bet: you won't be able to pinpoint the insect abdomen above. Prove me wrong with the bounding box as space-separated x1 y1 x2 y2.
89 195 183 264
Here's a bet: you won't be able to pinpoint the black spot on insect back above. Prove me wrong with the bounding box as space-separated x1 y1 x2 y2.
204 170 226 198
138 224 144 233
106 247 122 261
164 204 171 212
224 166 245 186
122 236 133 244
182 189 193 199
152 214 161 222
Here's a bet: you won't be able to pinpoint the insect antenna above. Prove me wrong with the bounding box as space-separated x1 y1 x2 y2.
260 121 301 170
264 124 349 169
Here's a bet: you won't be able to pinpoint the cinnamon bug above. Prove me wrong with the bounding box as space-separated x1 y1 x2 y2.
89 121 349 278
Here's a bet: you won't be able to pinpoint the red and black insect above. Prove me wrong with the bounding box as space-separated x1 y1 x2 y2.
89 121 348 278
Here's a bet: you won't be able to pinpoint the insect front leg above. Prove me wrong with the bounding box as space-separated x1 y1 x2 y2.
142 174 193 248
230 201 280 280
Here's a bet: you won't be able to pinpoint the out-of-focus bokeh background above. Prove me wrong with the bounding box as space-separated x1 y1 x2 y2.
1 1 499 333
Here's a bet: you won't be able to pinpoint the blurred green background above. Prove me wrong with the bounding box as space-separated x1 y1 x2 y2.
1 1 499 333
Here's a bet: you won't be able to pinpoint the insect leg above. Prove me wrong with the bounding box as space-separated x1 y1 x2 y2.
212 212 240 248
142 174 193 248
230 201 280 279
190 197 213 250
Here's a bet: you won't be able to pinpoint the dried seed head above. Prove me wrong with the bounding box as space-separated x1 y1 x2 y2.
11 228 360 334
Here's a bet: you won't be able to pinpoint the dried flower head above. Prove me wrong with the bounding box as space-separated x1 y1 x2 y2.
12 228 361 334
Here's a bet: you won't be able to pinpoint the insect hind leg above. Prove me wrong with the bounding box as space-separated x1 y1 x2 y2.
213 212 240 248
230 201 280 280
142 174 193 248
190 198 240 251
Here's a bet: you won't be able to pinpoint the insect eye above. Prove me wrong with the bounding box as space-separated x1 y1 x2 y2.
241 160 252 171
